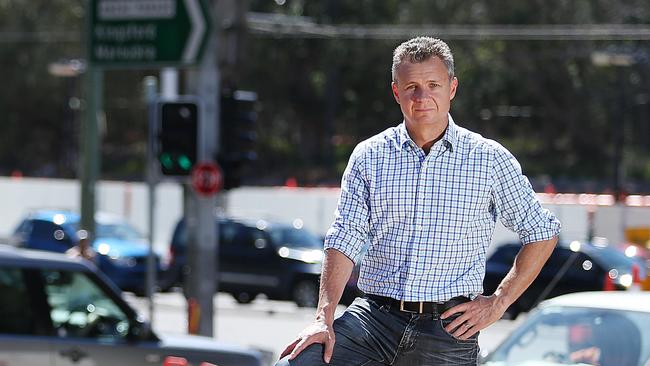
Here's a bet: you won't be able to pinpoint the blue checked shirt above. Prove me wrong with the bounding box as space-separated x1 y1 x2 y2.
324 116 561 302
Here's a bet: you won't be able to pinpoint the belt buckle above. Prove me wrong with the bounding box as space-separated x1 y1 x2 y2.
399 300 423 313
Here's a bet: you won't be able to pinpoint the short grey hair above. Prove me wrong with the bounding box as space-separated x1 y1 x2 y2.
391 37 455 83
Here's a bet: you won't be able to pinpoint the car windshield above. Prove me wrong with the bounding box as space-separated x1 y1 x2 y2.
584 245 637 269
70 221 144 241
268 226 323 249
483 306 650 366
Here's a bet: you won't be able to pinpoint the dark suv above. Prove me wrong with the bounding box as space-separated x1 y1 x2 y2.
483 240 646 319
0 244 269 365
162 217 361 307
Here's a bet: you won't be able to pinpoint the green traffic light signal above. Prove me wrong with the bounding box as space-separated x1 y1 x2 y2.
178 155 192 171
158 102 198 176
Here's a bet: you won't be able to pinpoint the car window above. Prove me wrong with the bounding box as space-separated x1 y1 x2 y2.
489 245 520 265
220 222 239 246
0 268 36 335
268 227 322 249
42 269 130 341
233 226 267 249
586 245 638 269
95 222 144 241
13 219 32 237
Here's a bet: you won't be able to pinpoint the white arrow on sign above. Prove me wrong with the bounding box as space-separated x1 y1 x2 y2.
183 0 207 63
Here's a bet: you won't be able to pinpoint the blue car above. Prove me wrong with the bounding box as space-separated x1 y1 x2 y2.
10 210 161 295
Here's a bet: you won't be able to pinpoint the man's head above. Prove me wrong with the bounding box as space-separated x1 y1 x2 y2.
391 37 458 132
391 37 455 84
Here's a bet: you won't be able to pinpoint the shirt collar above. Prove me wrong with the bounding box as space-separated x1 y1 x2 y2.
396 114 459 152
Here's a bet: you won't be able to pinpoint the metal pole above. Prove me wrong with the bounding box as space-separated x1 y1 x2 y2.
144 76 159 327
80 69 102 241
80 0 101 242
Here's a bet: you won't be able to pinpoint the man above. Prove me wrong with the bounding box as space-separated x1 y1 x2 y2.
277 37 560 365
65 229 97 262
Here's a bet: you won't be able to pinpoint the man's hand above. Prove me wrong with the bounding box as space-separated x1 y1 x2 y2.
440 294 507 340
279 319 336 363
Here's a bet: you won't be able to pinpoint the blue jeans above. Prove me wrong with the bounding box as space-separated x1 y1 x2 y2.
276 297 479 366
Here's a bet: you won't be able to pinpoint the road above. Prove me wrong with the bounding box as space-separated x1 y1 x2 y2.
126 291 525 363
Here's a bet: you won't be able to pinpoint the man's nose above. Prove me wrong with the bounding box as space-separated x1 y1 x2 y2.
413 87 429 100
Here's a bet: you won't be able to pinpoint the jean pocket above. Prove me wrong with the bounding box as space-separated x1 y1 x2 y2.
438 315 479 345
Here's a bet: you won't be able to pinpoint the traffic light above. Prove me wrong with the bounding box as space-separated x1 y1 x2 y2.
157 101 198 176
219 90 257 189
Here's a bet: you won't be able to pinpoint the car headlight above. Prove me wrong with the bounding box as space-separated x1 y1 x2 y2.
277 247 323 264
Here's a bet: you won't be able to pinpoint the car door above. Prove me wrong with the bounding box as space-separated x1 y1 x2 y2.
28 220 75 253
39 269 162 366
0 267 52 365
219 222 279 296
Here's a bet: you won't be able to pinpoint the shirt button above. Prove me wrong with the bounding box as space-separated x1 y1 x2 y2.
415 225 423 231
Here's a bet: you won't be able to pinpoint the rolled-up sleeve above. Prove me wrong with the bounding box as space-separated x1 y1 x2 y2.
324 144 370 262
492 145 561 244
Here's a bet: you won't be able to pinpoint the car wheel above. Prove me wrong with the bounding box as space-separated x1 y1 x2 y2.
233 292 256 304
292 280 319 307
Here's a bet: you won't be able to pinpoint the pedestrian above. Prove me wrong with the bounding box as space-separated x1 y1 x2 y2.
66 229 97 262
276 36 561 365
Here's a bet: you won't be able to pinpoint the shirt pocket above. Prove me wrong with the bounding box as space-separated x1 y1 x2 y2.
371 169 415 224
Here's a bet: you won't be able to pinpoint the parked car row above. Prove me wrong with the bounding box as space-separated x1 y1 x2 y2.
8 209 363 307
10 210 162 296
0 244 271 365
9 209 647 316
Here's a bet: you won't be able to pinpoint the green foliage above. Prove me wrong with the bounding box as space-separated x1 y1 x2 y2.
1 0 650 192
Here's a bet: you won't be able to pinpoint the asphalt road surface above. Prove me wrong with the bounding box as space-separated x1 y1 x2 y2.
125 291 524 363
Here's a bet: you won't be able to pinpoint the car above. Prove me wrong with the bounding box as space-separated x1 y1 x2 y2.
10 210 162 295
0 244 271 366
161 217 362 307
615 242 650 290
480 291 650 366
483 240 646 319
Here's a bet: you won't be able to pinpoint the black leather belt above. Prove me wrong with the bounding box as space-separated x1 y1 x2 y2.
367 294 470 314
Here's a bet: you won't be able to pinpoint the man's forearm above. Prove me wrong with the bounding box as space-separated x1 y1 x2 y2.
316 248 355 323
492 236 558 310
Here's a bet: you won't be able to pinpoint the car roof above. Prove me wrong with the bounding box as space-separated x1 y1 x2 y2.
539 291 650 313
28 209 79 223
0 244 90 270
26 210 128 225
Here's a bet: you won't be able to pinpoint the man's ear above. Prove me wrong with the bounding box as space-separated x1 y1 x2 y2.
449 77 458 101
391 82 400 104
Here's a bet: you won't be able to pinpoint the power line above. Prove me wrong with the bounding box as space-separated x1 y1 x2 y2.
246 15 650 41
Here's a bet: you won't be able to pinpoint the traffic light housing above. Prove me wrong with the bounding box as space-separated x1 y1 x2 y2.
219 90 257 189
157 101 198 176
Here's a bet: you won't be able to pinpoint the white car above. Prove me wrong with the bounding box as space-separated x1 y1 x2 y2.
481 291 650 366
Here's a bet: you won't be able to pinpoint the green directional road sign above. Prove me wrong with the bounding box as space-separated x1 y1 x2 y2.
90 0 211 66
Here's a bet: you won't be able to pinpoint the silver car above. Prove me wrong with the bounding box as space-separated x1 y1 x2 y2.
481 291 650 366
0 245 271 365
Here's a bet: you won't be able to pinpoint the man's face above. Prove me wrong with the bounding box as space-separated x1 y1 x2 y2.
391 56 458 129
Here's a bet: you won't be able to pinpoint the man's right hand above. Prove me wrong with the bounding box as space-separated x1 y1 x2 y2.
279 319 335 363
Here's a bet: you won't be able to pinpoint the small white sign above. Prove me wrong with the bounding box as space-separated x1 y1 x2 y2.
98 0 176 21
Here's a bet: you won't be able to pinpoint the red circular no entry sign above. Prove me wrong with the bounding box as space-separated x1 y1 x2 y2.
191 161 223 197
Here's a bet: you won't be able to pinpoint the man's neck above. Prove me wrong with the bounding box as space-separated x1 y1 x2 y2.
405 119 448 154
